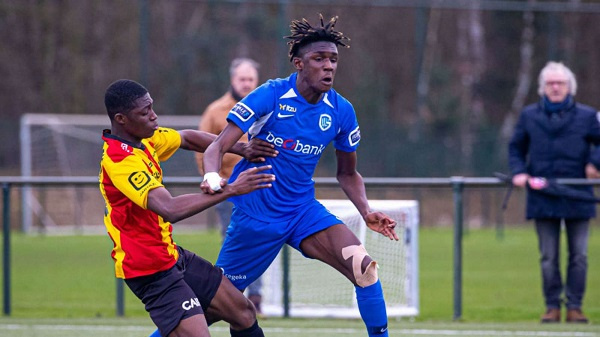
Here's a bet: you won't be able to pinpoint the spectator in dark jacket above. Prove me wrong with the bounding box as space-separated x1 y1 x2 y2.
509 61 600 324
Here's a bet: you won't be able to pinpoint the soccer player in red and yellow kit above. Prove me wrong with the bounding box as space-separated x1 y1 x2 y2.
99 79 276 337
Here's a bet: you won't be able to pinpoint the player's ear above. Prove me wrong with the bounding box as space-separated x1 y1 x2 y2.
114 112 127 125
292 56 303 71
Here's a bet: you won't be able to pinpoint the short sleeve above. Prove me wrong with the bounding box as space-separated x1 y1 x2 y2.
104 155 164 209
148 127 181 162
227 81 277 133
333 101 360 152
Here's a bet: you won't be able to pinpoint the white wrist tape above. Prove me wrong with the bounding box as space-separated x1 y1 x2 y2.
204 172 222 191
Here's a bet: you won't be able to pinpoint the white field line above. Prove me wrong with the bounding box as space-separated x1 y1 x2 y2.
0 324 597 336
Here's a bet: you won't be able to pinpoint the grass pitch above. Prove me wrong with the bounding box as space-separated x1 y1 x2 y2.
1 227 599 336
1 317 599 337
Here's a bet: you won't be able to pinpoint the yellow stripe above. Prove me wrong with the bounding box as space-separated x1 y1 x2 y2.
159 219 178 261
99 168 126 278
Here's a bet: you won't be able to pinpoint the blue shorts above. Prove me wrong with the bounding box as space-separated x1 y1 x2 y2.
216 199 343 290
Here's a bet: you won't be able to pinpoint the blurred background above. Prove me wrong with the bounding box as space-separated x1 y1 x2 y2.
3 1 600 325
5 0 600 177
3 0 600 230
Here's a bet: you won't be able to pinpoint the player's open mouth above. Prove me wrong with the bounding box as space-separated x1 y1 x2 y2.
322 77 333 85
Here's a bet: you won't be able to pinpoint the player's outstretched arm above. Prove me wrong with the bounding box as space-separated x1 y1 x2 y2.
179 129 276 161
227 165 275 194
147 165 274 223
241 138 279 162
178 129 219 152
335 150 398 241
202 123 245 194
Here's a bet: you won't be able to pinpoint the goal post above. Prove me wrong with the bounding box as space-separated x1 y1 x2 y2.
260 199 419 318
19 113 202 233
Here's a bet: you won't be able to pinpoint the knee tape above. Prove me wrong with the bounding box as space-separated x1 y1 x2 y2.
341 244 379 287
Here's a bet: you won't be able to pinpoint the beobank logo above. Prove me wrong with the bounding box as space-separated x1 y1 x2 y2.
265 132 325 155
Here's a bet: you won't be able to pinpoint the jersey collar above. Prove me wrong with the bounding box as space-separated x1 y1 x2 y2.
286 73 335 109
102 129 146 151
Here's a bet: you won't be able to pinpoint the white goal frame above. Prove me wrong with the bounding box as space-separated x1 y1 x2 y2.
19 113 201 233
259 199 419 318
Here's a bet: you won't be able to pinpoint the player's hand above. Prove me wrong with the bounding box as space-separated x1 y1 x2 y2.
512 173 530 187
201 172 226 195
242 138 279 163
364 212 399 241
226 165 275 195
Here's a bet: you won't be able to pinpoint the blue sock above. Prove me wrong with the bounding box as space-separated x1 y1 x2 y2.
355 280 388 336
148 329 161 337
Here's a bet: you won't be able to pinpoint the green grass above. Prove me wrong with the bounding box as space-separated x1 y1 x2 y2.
2 316 600 337
1 227 600 327
420 226 600 323
2 317 600 337
1 231 226 319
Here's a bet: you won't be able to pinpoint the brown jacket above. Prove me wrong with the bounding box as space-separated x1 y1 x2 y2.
195 91 249 178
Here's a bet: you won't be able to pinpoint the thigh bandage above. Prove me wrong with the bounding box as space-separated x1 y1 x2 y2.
341 244 378 287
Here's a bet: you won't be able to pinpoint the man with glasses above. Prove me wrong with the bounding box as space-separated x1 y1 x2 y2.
509 61 600 324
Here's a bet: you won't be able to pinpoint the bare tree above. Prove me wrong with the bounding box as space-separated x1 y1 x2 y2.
457 4 486 174
500 1 536 146
564 0 580 65
413 8 442 142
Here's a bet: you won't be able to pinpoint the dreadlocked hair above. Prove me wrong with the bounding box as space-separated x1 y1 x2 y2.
285 14 350 62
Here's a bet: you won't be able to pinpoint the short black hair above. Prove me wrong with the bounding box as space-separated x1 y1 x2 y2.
285 14 350 62
104 79 148 120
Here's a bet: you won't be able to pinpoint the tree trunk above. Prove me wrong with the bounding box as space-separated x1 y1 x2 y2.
413 8 441 141
457 5 485 174
500 2 535 146
564 0 580 65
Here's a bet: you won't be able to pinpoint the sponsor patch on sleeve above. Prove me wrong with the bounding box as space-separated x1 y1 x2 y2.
128 171 151 191
348 126 361 146
230 102 255 122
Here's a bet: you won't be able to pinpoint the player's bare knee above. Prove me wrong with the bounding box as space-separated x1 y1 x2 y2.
223 297 257 330
230 314 257 331
241 299 259 327
341 244 379 287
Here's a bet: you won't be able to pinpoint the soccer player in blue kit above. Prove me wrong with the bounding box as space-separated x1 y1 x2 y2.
202 15 398 337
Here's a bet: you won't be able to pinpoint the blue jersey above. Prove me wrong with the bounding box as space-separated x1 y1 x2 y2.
227 73 361 219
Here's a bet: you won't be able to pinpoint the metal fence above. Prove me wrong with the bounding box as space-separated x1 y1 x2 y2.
2 176 599 320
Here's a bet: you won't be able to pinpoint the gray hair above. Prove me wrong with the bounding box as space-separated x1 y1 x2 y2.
537 61 577 96
229 58 260 78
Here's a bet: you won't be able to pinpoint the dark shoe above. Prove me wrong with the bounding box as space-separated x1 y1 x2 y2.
540 308 561 323
566 308 589 323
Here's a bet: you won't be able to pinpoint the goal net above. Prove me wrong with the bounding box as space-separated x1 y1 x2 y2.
20 113 203 233
260 199 419 318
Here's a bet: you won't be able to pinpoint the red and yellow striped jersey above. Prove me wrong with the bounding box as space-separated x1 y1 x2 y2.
99 127 181 279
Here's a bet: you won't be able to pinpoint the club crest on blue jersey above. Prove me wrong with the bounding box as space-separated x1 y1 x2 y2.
230 102 255 122
319 114 332 131
349 126 361 146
